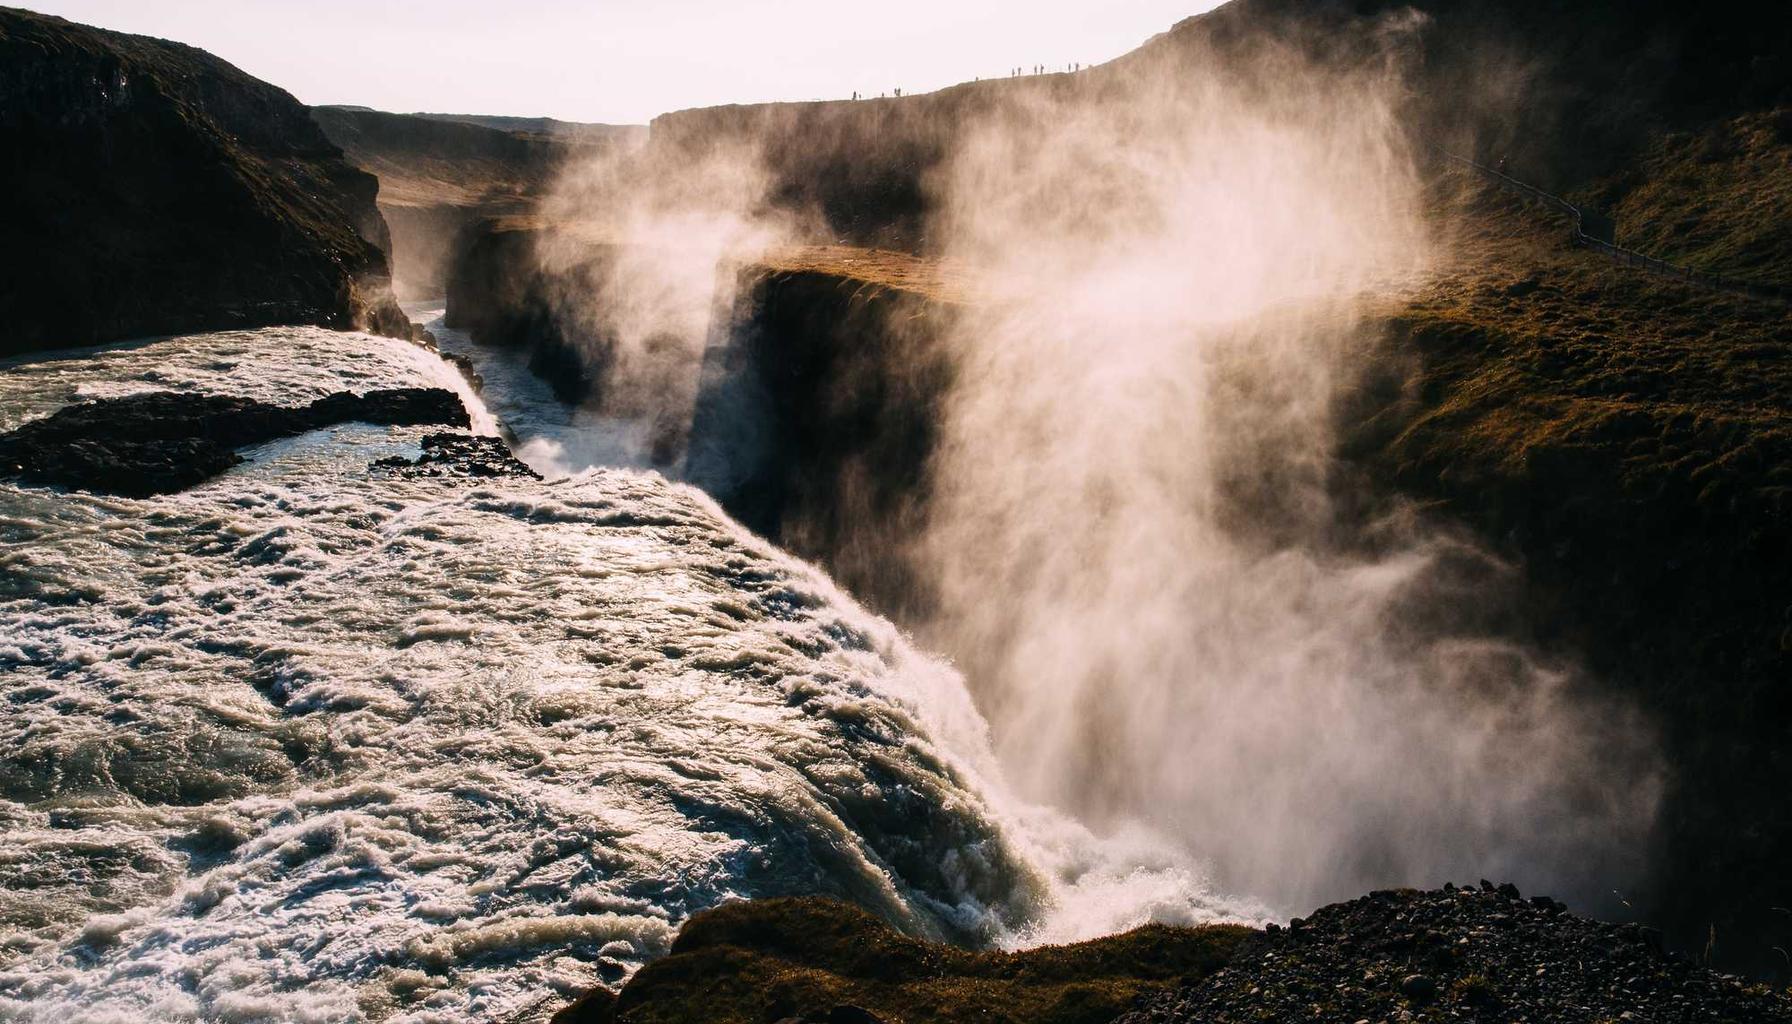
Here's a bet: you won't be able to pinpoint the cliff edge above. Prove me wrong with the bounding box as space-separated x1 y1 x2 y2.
0 6 412 356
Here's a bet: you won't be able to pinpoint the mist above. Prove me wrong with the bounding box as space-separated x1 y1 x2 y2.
910 27 1662 916
517 137 800 474
516 13 1662 930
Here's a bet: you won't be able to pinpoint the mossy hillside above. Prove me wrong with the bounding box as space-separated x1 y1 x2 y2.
583 898 1250 1024
1576 109 1792 289
1352 176 1792 975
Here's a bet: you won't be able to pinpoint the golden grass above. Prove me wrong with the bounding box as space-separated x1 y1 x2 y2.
1579 109 1792 289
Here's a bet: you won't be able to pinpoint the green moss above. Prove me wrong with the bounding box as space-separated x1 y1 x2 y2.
596 898 1251 1024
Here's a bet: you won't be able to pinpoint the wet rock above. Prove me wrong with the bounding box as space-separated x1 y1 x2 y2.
0 388 468 496
370 432 539 479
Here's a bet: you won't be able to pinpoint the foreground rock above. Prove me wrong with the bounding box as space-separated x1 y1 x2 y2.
555 897 1248 1024
0 8 413 354
1121 884 1792 1024
0 388 468 496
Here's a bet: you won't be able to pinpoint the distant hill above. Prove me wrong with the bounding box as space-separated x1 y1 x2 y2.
310 106 644 298
407 110 646 146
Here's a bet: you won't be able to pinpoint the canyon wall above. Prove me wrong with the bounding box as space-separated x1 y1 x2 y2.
312 106 644 299
0 7 412 356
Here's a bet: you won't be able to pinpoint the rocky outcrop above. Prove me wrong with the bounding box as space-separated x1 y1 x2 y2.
371 431 539 480
1122 884 1792 1024
0 388 468 496
0 7 413 356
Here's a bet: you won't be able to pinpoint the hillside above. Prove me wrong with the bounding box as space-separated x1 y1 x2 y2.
642 0 1792 279
1357 170 1792 976
0 7 411 355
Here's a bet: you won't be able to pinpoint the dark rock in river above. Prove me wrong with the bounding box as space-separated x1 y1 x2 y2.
0 388 468 496
371 432 539 480
0 8 414 355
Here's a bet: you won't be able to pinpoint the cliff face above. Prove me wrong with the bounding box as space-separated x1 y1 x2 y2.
312 106 643 299
684 264 957 623
0 7 412 356
444 223 957 596
443 223 612 405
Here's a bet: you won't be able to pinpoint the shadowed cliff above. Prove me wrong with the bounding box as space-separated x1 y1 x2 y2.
0 6 413 355
312 106 645 299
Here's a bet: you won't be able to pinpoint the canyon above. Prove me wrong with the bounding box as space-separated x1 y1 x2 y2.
1 0 1789 1021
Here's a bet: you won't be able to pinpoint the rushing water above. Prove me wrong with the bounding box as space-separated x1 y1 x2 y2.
0 325 1228 1023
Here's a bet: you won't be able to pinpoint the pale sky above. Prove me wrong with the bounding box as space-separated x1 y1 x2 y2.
19 1 1223 125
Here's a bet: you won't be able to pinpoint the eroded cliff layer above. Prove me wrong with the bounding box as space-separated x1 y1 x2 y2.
0 7 410 355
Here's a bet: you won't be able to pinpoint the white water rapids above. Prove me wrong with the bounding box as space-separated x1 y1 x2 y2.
0 324 1230 1023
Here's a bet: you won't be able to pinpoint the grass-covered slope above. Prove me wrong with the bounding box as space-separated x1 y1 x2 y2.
555 898 1249 1024
1353 175 1792 976
0 6 410 354
1576 109 1792 288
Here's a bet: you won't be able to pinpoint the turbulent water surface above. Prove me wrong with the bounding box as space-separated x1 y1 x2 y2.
0 326 1222 1023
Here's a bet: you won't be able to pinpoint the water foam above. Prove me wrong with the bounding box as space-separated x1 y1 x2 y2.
0 327 1232 1022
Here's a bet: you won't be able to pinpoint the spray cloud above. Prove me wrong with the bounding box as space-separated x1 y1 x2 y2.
909 25 1661 919
525 134 801 472
520 12 1661 930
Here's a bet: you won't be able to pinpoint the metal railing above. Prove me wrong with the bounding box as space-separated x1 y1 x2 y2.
1444 153 1791 306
